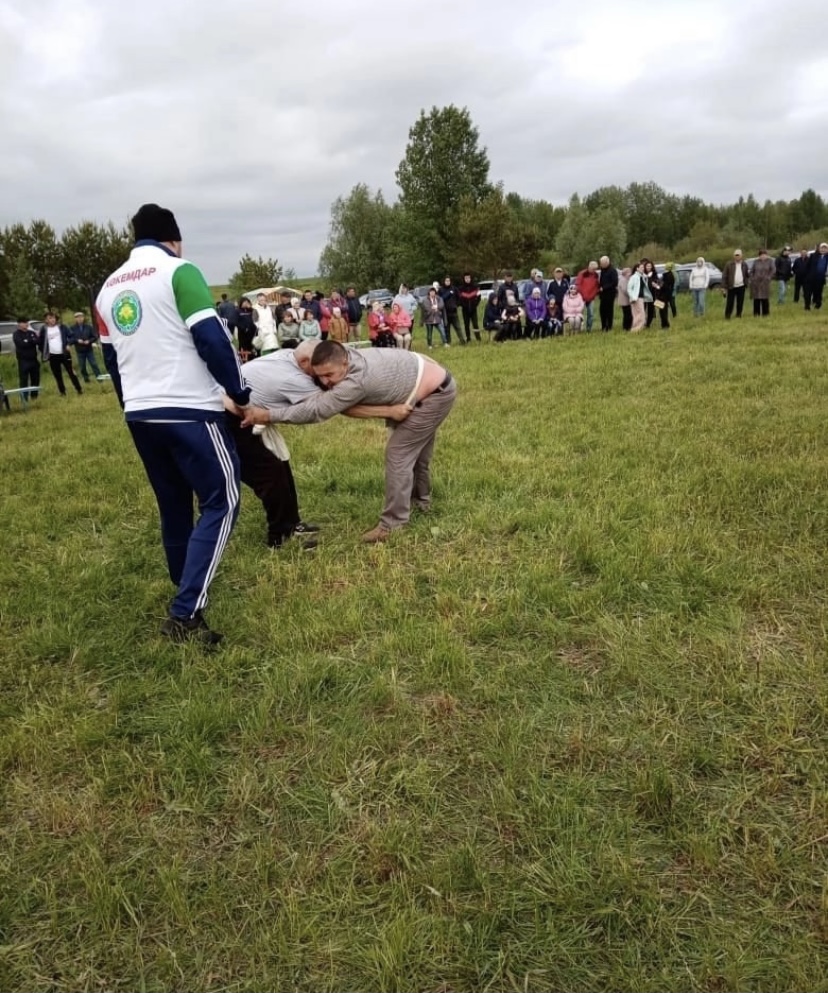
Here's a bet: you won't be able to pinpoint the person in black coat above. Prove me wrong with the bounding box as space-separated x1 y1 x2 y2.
12 317 44 400
791 249 810 304
235 297 257 361
546 268 569 315
774 247 793 305
598 256 619 331
439 277 462 345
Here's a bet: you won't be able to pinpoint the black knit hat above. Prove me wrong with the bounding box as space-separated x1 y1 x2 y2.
131 203 181 243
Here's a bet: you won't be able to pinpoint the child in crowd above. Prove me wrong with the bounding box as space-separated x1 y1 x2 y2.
498 291 523 341
328 306 349 343
545 299 563 336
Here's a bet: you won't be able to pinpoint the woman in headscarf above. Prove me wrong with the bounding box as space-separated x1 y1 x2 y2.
524 287 547 339
235 296 257 361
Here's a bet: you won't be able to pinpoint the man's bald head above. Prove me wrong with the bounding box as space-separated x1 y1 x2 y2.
294 339 318 374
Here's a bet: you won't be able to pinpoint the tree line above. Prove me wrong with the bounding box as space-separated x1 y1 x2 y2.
318 104 828 289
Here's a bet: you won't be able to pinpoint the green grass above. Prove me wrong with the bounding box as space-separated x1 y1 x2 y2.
1 300 826 992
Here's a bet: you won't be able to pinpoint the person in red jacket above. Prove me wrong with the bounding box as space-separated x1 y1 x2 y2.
575 261 600 332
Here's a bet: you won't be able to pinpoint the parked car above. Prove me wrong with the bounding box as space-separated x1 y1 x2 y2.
657 262 723 292
412 285 433 305
358 288 394 309
0 319 43 353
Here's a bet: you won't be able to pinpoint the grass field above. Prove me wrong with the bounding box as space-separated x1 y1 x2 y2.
0 301 826 992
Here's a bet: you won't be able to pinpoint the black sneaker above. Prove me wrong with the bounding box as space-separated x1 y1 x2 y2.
268 534 318 551
160 613 223 646
293 521 320 535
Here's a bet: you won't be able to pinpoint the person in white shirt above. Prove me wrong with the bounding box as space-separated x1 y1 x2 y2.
42 312 83 396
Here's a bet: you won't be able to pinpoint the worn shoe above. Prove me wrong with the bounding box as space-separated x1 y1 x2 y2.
293 521 321 535
361 525 392 544
160 612 223 646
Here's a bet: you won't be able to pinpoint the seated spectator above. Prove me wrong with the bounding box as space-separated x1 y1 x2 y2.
328 306 349 343
482 292 502 341
545 299 563 337
562 284 585 333
524 287 547 339
367 300 395 347
299 313 322 341
289 296 304 322
388 302 413 349
302 289 321 321
277 312 300 349
498 291 523 341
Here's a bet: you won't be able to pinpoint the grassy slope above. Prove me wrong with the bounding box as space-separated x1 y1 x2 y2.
0 301 826 992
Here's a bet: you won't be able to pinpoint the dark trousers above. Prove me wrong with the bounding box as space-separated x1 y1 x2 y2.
645 302 655 327
804 282 824 310
461 307 479 339
525 319 544 339
794 276 804 303
658 303 670 329
128 418 240 619
225 413 300 545
75 347 102 381
48 353 83 394
17 360 40 398
669 296 677 317
621 305 632 331
444 311 460 343
753 298 770 317
724 286 746 319
599 290 615 330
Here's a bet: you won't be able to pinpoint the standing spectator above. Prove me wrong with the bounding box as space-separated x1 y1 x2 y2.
316 293 331 340
217 293 237 332
482 293 501 341
345 286 363 341
688 257 710 316
42 311 83 396
388 302 413 349
253 292 277 344
662 262 677 318
626 262 648 332
458 273 481 342
804 242 828 311
495 272 522 309
439 276 462 345
597 256 618 331
641 260 658 327
94 202 250 645
749 248 775 317
575 261 600 331
328 306 350 343
792 249 810 304
421 287 447 349
273 290 293 324
562 284 585 333
235 297 257 361
546 267 569 315
393 284 419 324
12 317 43 400
329 289 348 321
301 290 321 321
722 249 749 319
524 288 547 339
617 267 633 331
654 271 671 330
774 246 793 305
521 268 547 302
68 310 103 382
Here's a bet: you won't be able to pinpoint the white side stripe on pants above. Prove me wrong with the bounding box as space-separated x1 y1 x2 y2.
195 421 239 612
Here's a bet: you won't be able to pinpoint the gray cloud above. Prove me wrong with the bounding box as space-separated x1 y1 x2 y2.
1 0 826 283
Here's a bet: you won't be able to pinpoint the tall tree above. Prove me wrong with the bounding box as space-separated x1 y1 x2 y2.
227 254 284 299
450 185 525 277
318 184 400 290
5 254 43 318
396 105 491 280
60 220 131 309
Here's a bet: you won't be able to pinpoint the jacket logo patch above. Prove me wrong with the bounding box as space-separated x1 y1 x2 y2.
112 290 142 335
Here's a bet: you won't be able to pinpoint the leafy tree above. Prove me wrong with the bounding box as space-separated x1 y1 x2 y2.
396 105 491 280
5 254 43 318
25 220 61 306
450 186 523 278
789 189 826 237
554 196 626 272
60 220 131 309
625 242 673 266
228 254 284 300
318 184 400 290
554 195 589 272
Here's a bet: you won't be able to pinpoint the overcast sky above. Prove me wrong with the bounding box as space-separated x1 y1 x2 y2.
2 0 826 283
